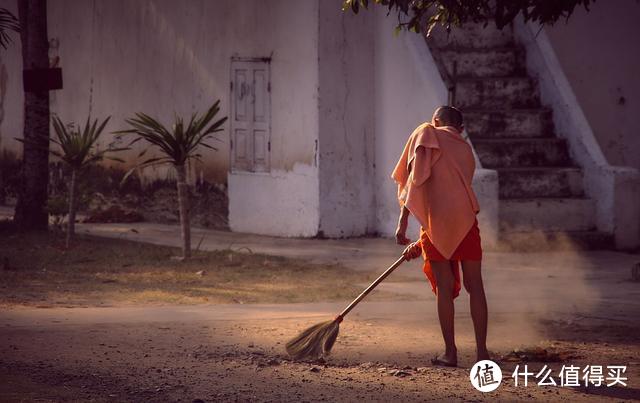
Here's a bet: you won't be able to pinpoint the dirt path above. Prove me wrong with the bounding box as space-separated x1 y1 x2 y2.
1 213 639 400
2 304 639 402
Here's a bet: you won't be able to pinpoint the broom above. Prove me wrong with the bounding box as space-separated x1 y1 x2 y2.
286 255 406 360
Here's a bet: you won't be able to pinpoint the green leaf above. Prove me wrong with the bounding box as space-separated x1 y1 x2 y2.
342 0 594 35
118 100 227 173
48 114 123 170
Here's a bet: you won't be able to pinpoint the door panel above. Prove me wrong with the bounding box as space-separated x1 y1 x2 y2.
231 59 270 173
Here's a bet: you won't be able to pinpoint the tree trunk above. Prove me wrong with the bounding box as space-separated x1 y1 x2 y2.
14 0 50 230
175 164 191 259
66 168 77 248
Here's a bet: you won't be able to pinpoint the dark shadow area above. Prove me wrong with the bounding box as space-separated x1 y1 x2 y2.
572 385 640 401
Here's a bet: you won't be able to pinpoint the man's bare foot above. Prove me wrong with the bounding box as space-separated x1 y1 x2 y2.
431 353 457 367
476 349 491 362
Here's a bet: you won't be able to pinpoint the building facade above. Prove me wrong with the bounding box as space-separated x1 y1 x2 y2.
1 0 638 248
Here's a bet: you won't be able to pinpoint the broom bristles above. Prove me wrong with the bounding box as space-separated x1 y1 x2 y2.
285 319 341 360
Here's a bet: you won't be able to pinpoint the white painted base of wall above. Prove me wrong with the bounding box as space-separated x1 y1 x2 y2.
228 163 319 238
473 169 499 250
587 165 640 250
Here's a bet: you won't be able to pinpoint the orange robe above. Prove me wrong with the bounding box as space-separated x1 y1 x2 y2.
391 123 480 298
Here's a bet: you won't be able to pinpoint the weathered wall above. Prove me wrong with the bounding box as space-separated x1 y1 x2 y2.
2 0 483 240
227 1 320 237
0 1 21 158
0 0 319 184
373 9 448 238
228 163 320 237
317 0 376 237
515 9 640 249
544 0 640 171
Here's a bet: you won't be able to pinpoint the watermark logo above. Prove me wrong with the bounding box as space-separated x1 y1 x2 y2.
512 364 628 387
470 360 502 392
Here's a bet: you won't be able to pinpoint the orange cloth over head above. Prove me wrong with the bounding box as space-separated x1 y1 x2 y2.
391 123 480 298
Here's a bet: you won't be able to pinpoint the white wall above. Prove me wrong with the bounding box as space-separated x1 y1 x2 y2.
317 0 376 237
228 163 319 237
224 0 321 237
2 0 496 240
515 11 640 249
1 0 323 237
373 10 448 238
230 1 455 239
544 0 640 171
1 0 319 184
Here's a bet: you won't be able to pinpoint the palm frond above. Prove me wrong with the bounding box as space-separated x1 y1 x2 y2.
118 100 228 178
120 157 173 184
199 142 218 151
50 115 125 170
0 8 20 49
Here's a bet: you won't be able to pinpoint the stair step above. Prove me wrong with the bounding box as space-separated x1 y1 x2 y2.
428 24 514 49
497 230 614 251
473 138 572 168
424 23 609 248
497 167 584 199
439 48 524 78
500 198 596 232
455 77 540 109
463 109 553 138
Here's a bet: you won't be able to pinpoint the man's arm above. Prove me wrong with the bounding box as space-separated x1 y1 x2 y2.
395 206 411 245
397 206 423 259
412 146 432 186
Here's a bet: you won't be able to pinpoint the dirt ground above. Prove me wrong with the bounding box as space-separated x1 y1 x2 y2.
1 308 639 402
1 225 639 401
0 231 405 307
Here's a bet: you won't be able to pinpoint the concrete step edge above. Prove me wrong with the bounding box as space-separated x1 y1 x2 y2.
454 73 528 80
473 137 566 143
456 76 534 83
463 107 552 114
470 133 554 140
495 167 582 173
438 46 520 54
499 194 586 200
430 44 517 52
500 197 593 203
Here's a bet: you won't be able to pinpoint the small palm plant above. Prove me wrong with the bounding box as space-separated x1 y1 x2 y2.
117 101 227 260
50 115 125 246
0 8 20 49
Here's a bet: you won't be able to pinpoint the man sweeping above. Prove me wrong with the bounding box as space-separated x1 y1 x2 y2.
392 106 489 367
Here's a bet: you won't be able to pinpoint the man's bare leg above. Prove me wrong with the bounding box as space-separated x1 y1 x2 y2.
462 260 489 361
431 260 457 366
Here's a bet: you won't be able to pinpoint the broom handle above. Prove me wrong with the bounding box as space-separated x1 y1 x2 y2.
337 256 406 320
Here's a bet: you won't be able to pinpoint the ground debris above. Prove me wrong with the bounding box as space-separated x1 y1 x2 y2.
358 361 375 370
501 346 582 363
389 369 412 377
83 205 144 224
376 366 413 377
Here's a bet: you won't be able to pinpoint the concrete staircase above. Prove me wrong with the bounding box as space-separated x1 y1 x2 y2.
425 24 614 250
